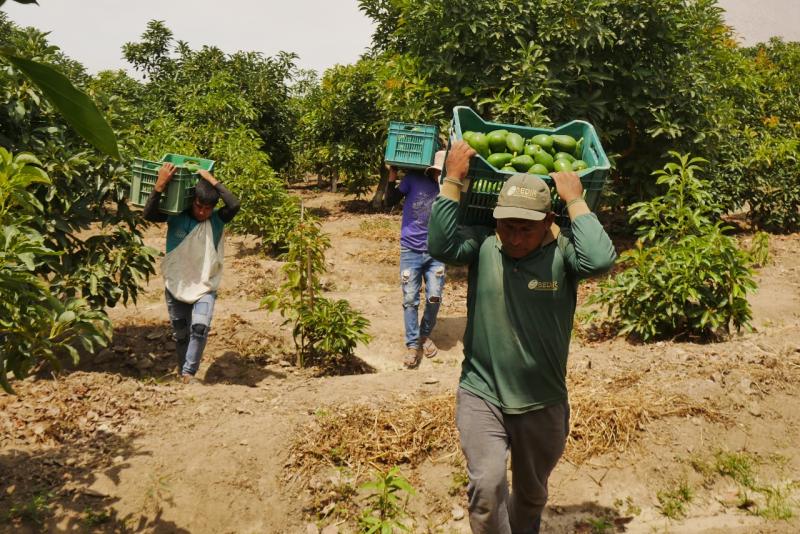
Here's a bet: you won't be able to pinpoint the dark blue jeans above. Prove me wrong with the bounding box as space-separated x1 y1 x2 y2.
400 247 445 348
164 289 216 376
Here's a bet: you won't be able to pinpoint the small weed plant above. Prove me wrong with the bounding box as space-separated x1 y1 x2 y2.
591 152 756 341
657 478 693 519
747 231 771 267
3 492 53 525
358 467 415 533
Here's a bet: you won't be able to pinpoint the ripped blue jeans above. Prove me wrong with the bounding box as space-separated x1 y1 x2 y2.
165 289 216 376
400 247 445 349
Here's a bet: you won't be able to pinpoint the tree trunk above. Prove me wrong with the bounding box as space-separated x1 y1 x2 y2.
331 173 338 193
371 164 390 209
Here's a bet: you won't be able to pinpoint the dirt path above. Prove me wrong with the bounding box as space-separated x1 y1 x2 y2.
2 190 800 533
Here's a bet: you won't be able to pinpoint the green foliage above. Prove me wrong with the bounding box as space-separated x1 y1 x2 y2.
358 467 415 534
123 20 299 171
747 231 771 268
293 60 386 197
122 21 301 247
709 450 798 520
657 478 693 519
0 149 110 393
714 450 756 487
263 213 371 367
2 491 53 525
1 14 158 310
0 51 120 158
591 153 756 341
706 39 800 232
359 0 738 188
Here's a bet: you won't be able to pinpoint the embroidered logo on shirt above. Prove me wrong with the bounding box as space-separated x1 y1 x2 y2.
528 279 558 291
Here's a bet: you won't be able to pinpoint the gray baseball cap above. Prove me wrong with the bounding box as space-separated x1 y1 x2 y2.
493 174 552 221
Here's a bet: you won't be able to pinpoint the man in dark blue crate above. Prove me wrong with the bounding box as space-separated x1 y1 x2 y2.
428 140 616 533
385 150 447 368
143 163 240 384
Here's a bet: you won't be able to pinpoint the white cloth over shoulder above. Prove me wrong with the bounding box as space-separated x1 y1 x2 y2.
163 220 224 303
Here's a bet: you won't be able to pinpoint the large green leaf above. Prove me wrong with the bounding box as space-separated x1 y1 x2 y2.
0 50 120 159
0 0 40 6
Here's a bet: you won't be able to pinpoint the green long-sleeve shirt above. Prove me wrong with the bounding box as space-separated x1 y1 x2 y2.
428 198 616 413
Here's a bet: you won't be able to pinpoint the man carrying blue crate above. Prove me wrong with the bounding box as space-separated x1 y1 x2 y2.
385 150 447 369
143 163 241 384
428 141 616 534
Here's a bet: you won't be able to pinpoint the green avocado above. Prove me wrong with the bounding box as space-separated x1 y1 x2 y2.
553 159 573 172
510 154 535 172
487 129 509 153
552 134 577 154
572 159 588 171
527 163 549 175
524 144 541 157
505 132 524 155
531 134 554 150
183 163 200 172
501 165 516 173
533 149 555 171
554 152 575 163
467 132 491 158
487 152 514 169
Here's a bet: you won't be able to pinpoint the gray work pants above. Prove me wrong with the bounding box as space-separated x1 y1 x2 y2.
455 387 570 534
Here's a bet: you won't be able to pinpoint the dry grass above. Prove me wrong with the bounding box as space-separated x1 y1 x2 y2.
344 217 400 242
566 371 726 463
286 395 457 486
286 370 727 486
352 247 400 265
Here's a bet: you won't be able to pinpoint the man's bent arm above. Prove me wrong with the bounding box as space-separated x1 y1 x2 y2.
564 212 617 279
142 190 169 222
215 182 240 223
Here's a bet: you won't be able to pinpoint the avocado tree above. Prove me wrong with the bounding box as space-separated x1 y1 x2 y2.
292 60 386 197
359 0 755 195
121 20 303 250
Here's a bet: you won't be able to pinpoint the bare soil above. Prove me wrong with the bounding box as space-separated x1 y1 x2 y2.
2 188 799 533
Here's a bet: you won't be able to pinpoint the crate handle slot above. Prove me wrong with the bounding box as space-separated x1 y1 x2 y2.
588 135 601 162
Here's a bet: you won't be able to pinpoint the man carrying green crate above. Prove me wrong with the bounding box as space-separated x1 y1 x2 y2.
428 141 616 534
385 150 447 369
143 163 241 384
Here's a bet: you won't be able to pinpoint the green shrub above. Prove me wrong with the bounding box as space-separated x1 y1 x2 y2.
0 149 110 393
591 153 756 341
263 214 371 367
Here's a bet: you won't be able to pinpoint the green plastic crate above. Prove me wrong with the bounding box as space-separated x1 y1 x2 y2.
384 121 439 170
446 106 611 227
161 153 215 172
129 154 215 214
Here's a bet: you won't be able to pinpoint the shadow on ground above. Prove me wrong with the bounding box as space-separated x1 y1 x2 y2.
546 501 634 533
0 433 191 533
204 350 286 385
432 315 468 352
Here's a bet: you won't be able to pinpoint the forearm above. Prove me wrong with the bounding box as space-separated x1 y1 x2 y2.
385 181 403 207
427 197 482 266
568 213 617 277
215 182 240 223
142 190 168 222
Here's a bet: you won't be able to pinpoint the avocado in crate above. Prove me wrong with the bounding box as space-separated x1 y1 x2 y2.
447 106 610 227
384 121 439 170
129 154 216 215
